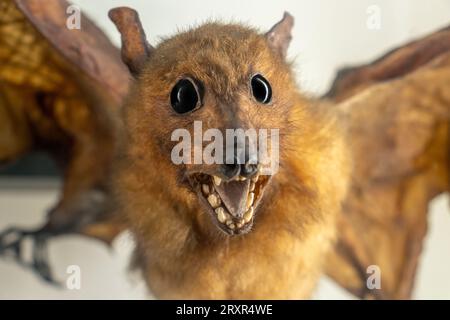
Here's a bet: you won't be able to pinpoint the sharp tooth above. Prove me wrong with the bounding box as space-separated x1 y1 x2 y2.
239 176 247 181
207 194 220 208
215 207 227 223
213 176 222 186
247 192 255 209
202 184 210 195
244 207 254 223
251 174 259 183
250 182 255 192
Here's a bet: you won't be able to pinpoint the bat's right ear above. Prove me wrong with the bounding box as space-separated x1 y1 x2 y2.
109 7 154 77
265 12 294 59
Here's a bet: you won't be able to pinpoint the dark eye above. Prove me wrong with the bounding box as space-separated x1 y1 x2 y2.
250 74 272 104
170 78 202 114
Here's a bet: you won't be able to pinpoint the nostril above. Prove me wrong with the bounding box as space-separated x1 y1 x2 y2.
222 163 240 179
241 163 258 178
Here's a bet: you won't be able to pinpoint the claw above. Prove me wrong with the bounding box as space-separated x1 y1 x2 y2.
0 227 26 259
0 226 61 286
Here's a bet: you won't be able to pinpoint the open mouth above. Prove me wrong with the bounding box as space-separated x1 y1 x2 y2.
189 172 271 235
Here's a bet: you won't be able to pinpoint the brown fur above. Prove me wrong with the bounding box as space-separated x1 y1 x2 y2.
113 22 350 299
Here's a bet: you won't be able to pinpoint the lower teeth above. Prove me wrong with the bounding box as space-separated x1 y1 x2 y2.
215 207 228 223
244 207 254 223
247 192 254 209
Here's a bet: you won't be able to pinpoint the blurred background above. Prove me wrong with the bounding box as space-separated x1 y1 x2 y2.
0 0 449 299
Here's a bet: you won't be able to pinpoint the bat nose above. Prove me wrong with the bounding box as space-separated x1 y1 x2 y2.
240 162 258 178
221 151 259 180
220 161 259 180
240 146 259 178
220 137 259 180
222 162 241 180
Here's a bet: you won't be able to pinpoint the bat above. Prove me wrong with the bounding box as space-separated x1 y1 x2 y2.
109 7 350 299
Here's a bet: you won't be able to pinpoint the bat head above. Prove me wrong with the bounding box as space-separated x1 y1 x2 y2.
112 8 299 236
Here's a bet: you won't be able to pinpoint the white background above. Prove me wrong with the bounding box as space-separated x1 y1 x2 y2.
0 0 449 299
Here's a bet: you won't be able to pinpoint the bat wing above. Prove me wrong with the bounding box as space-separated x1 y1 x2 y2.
0 0 130 267
324 26 450 299
7 0 129 101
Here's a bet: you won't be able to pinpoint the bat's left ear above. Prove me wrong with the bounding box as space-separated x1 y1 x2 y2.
265 12 295 59
109 7 154 77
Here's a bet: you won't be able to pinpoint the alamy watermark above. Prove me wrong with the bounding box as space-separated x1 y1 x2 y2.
171 121 280 175
66 4 81 30
366 265 381 290
66 265 81 290
366 5 382 31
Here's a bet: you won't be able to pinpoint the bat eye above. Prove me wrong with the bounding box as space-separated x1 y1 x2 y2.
170 78 202 114
250 74 272 104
